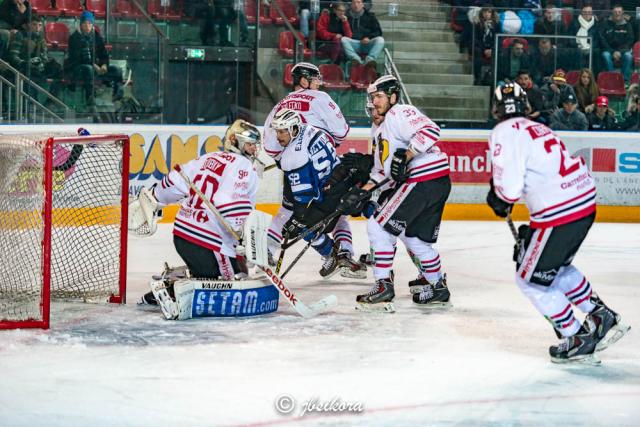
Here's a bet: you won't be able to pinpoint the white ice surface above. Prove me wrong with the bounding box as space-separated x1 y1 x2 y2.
1 220 639 427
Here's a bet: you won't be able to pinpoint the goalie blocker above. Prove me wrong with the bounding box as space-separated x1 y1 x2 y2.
151 278 279 320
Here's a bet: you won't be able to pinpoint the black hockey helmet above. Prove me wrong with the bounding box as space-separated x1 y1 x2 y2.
369 75 400 105
493 82 528 120
291 62 322 87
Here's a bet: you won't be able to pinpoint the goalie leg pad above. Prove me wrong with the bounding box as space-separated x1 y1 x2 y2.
243 210 273 267
150 280 179 320
174 278 280 318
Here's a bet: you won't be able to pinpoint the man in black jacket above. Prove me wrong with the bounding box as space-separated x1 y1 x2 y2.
66 11 123 108
340 0 384 68
599 4 634 83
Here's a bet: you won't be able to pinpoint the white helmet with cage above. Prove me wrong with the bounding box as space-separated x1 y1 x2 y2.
224 119 262 160
270 108 302 138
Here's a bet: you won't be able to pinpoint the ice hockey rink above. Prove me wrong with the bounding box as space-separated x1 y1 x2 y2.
1 219 638 426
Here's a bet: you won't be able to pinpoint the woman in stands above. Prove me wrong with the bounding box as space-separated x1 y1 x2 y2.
574 68 600 113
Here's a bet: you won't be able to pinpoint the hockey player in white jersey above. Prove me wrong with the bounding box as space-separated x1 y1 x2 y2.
135 120 261 305
272 108 368 278
487 82 629 364
263 62 360 277
338 75 452 311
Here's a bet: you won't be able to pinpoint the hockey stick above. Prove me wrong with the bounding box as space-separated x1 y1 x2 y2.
176 169 337 318
281 177 391 251
274 237 287 275
506 211 518 241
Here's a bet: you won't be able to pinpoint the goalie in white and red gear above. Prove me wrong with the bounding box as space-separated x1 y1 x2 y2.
263 62 356 277
137 120 262 308
487 82 629 364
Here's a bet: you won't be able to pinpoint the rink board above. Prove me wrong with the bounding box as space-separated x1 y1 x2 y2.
2 125 638 222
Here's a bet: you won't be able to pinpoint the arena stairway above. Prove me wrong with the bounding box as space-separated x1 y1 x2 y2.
373 0 491 123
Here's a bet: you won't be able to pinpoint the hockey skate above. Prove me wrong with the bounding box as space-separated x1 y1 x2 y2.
319 244 341 278
355 278 395 313
412 275 451 308
358 252 373 266
586 296 630 353
549 325 600 365
140 263 184 307
338 249 367 279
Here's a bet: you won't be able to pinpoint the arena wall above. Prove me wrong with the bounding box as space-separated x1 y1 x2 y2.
3 125 638 222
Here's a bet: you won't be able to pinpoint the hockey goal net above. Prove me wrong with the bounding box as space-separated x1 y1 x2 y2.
0 133 129 329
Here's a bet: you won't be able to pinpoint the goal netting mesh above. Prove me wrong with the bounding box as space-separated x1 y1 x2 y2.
0 133 128 328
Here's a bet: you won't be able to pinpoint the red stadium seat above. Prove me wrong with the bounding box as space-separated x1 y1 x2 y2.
597 71 626 98
319 64 351 90
113 0 144 18
283 63 294 87
565 70 581 86
631 72 640 86
450 8 463 33
45 22 69 50
245 0 271 25
278 31 311 58
349 63 378 90
56 0 83 16
86 0 107 18
30 0 60 16
269 0 299 26
147 0 182 20
634 41 640 68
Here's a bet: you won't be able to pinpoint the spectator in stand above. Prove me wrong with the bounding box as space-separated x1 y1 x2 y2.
567 4 600 69
586 95 619 130
576 0 610 20
535 5 562 38
531 38 557 85
472 6 498 86
541 68 577 110
0 0 32 58
497 38 531 83
66 11 123 109
7 14 62 99
515 69 549 123
341 0 384 68
201 0 249 46
317 1 352 64
619 83 640 130
599 4 635 83
550 93 589 130
573 68 600 112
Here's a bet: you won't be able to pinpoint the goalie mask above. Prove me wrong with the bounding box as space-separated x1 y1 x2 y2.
224 120 262 160
493 82 528 120
291 62 322 88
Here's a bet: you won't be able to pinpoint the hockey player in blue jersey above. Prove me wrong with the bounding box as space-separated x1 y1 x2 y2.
270 108 369 278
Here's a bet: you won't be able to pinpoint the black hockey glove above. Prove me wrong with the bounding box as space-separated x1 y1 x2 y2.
282 216 306 241
341 152 374 183
513 224 530 263
486 179 513 218
390 148 410 182
337 187 372 216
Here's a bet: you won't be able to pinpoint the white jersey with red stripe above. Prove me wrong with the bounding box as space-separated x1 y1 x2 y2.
154 151 258 257
489 117 596 228
370 103 449 189
263 88 349 160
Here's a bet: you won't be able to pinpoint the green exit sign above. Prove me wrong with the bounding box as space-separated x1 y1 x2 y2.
186 48 205 60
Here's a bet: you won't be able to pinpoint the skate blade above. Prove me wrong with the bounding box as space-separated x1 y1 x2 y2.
340 267 367 279
596 322 631 352
413 301 452 309
355 302 395 313
551 353 601 366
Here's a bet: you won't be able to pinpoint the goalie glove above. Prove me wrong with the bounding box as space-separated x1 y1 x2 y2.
128 187 159 236
486 179 513 218
390 148 410 182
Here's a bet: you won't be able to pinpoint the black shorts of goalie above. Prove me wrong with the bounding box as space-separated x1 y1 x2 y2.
174 235 246 278
373 175 451 242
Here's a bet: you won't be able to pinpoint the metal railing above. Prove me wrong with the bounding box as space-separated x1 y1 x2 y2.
383 47 412 105
0 59 73 124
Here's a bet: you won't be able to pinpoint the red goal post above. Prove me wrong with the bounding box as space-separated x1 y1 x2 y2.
0 133 130 330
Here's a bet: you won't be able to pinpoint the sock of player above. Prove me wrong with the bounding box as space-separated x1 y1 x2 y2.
551 265 596 314
311 234 334 257
368 219 398 280
516 275 581 337
332 216 354 255
267 206 293 255
402 236 443 283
